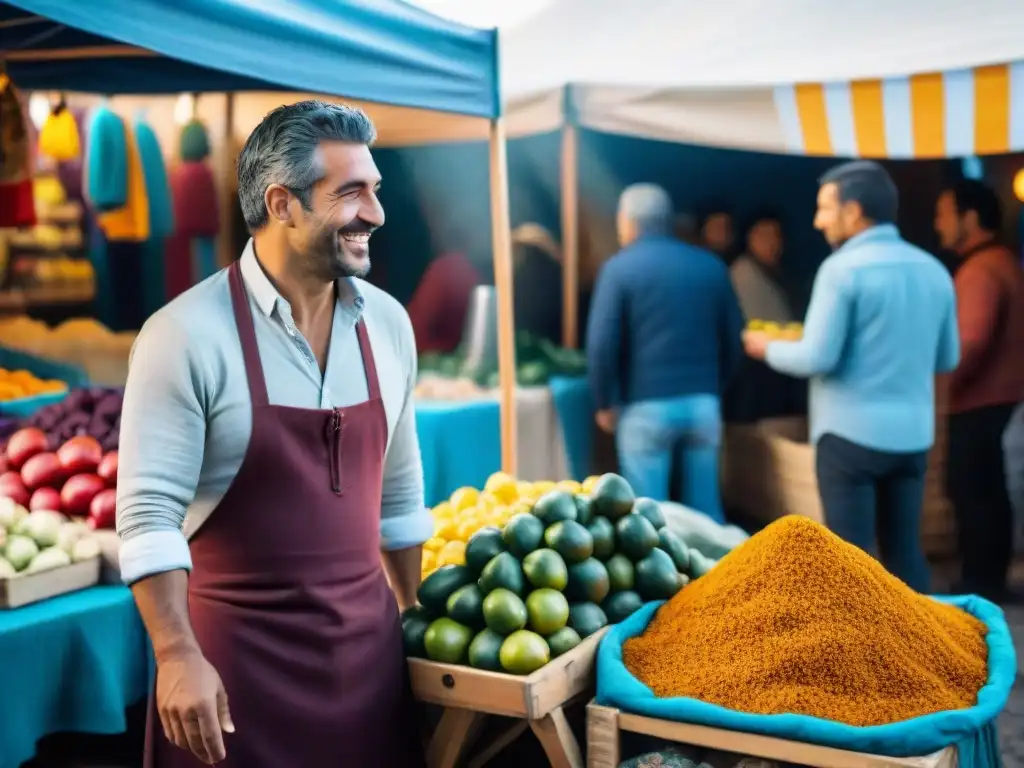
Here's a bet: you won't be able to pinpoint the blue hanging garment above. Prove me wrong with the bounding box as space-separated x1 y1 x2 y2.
598 596 1014 767
85 107 128 212
134 119 174 318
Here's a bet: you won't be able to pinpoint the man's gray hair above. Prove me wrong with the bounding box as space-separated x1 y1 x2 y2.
618 183 674 235
818 160 898 225
236 100 377 232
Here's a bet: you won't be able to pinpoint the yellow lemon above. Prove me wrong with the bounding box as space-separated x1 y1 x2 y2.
556 480 583 494
431 501 455 519
531 480 557 496
438 540 467 567
421 550 437 573
484 471 516 491
456 516 481 541
582 475 600 494
433 518 459 540
449 486 480 512
477 492 502 511
424 536 446 552
509 500 533 517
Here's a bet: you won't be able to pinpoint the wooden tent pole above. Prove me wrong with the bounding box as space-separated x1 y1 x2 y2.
218 92 235 268
560 123 579 349
489 118 518 475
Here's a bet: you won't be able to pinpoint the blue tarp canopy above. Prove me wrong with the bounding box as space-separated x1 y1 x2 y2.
0 0 499 117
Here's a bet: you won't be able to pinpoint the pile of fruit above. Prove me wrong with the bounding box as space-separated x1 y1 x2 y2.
0 369 66 403
0 427 117 530
403 473 717 675
0 500 101 579
745 319 803 340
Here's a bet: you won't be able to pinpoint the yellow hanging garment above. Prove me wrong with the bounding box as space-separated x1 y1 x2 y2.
97 121 150 242
39 99 80 162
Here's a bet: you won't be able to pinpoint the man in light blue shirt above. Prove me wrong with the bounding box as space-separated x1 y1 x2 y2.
744 161 959 591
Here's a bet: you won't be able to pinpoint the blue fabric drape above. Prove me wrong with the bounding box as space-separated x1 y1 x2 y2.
598 597 1015 765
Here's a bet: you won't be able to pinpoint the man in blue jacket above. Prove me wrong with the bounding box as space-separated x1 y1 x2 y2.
744 161 959 591
586 183 744 521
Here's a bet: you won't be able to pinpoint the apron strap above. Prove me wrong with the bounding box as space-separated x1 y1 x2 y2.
355 320 382 401
228 260 271 408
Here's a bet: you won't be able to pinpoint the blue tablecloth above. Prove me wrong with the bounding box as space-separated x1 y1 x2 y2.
548 376 593 481
415 376 594 507
0 586 151 768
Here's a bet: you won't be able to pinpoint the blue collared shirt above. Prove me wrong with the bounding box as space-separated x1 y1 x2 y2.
766 224 960 452
116 241 431 585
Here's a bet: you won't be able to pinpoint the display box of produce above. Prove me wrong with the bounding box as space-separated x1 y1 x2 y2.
409 625 606 719
0 502 105 609
0 555 100 609
586 702 955 768
0 344 88 418
405 472 723 767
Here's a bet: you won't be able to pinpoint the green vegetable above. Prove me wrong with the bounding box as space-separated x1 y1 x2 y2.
532 490 577 525
568 602 608 638
502 513 545 558
465 527 505 574
565 558 611 604
615 513 660 561
544 520 594 565
591 473 635 520
417 565 475 614
478 552 526 596
601 590 644 624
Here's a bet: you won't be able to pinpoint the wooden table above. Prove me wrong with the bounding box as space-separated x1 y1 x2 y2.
408 628 608 768
586 702 958 768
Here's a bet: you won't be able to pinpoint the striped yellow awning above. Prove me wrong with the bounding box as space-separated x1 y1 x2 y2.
774 62 1024 158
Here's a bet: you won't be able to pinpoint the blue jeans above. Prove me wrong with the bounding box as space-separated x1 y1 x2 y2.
816 433 931 593
616 394 724 522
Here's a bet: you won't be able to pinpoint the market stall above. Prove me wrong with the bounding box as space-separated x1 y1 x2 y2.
416 0 1024 346
0 1 509 765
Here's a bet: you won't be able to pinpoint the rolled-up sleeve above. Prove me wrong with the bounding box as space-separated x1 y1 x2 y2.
379 311 432 550
116 314 207 584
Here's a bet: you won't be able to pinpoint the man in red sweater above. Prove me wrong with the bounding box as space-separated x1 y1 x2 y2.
935 179 1024 601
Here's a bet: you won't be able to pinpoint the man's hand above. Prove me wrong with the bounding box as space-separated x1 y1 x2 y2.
156 648 234 764
742 330 771 361
595 409 617 434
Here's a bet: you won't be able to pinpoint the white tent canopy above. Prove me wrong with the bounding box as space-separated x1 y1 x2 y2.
418 0 1024 155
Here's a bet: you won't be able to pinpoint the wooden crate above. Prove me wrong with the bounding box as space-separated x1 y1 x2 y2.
409 627 607 768
721 395 957 559
586 702 957 768
0 557 101 608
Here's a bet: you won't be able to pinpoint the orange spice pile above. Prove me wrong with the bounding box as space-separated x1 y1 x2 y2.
623 516 988 726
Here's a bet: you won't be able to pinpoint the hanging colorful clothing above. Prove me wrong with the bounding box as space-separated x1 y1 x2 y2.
166 160 220 301
135 119 174 320
0 77 36 227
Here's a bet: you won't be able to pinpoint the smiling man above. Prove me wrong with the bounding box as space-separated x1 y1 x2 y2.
116 101 429 767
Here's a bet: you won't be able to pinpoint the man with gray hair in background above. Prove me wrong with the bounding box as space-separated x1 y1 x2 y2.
744 161 960 592
117 101 427 766
587 183 744 520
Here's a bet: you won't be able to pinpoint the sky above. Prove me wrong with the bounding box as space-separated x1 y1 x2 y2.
407 0 555 30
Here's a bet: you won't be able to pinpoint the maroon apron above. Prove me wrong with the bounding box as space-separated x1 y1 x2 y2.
145 261 423 767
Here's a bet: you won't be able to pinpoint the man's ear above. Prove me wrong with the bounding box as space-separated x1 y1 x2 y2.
264 184 295 228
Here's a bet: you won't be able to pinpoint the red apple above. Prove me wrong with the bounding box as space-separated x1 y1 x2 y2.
88 488 117 530
6 427 48 470
61 473 106 517
29 486 62 512
57 435 103 475
0 471 29 507
97 451 119 486
20 452 64 490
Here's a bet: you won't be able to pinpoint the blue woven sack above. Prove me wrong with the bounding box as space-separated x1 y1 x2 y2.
598 597 1015 767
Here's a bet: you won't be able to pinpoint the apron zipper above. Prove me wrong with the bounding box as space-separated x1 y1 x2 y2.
327 408 342 494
